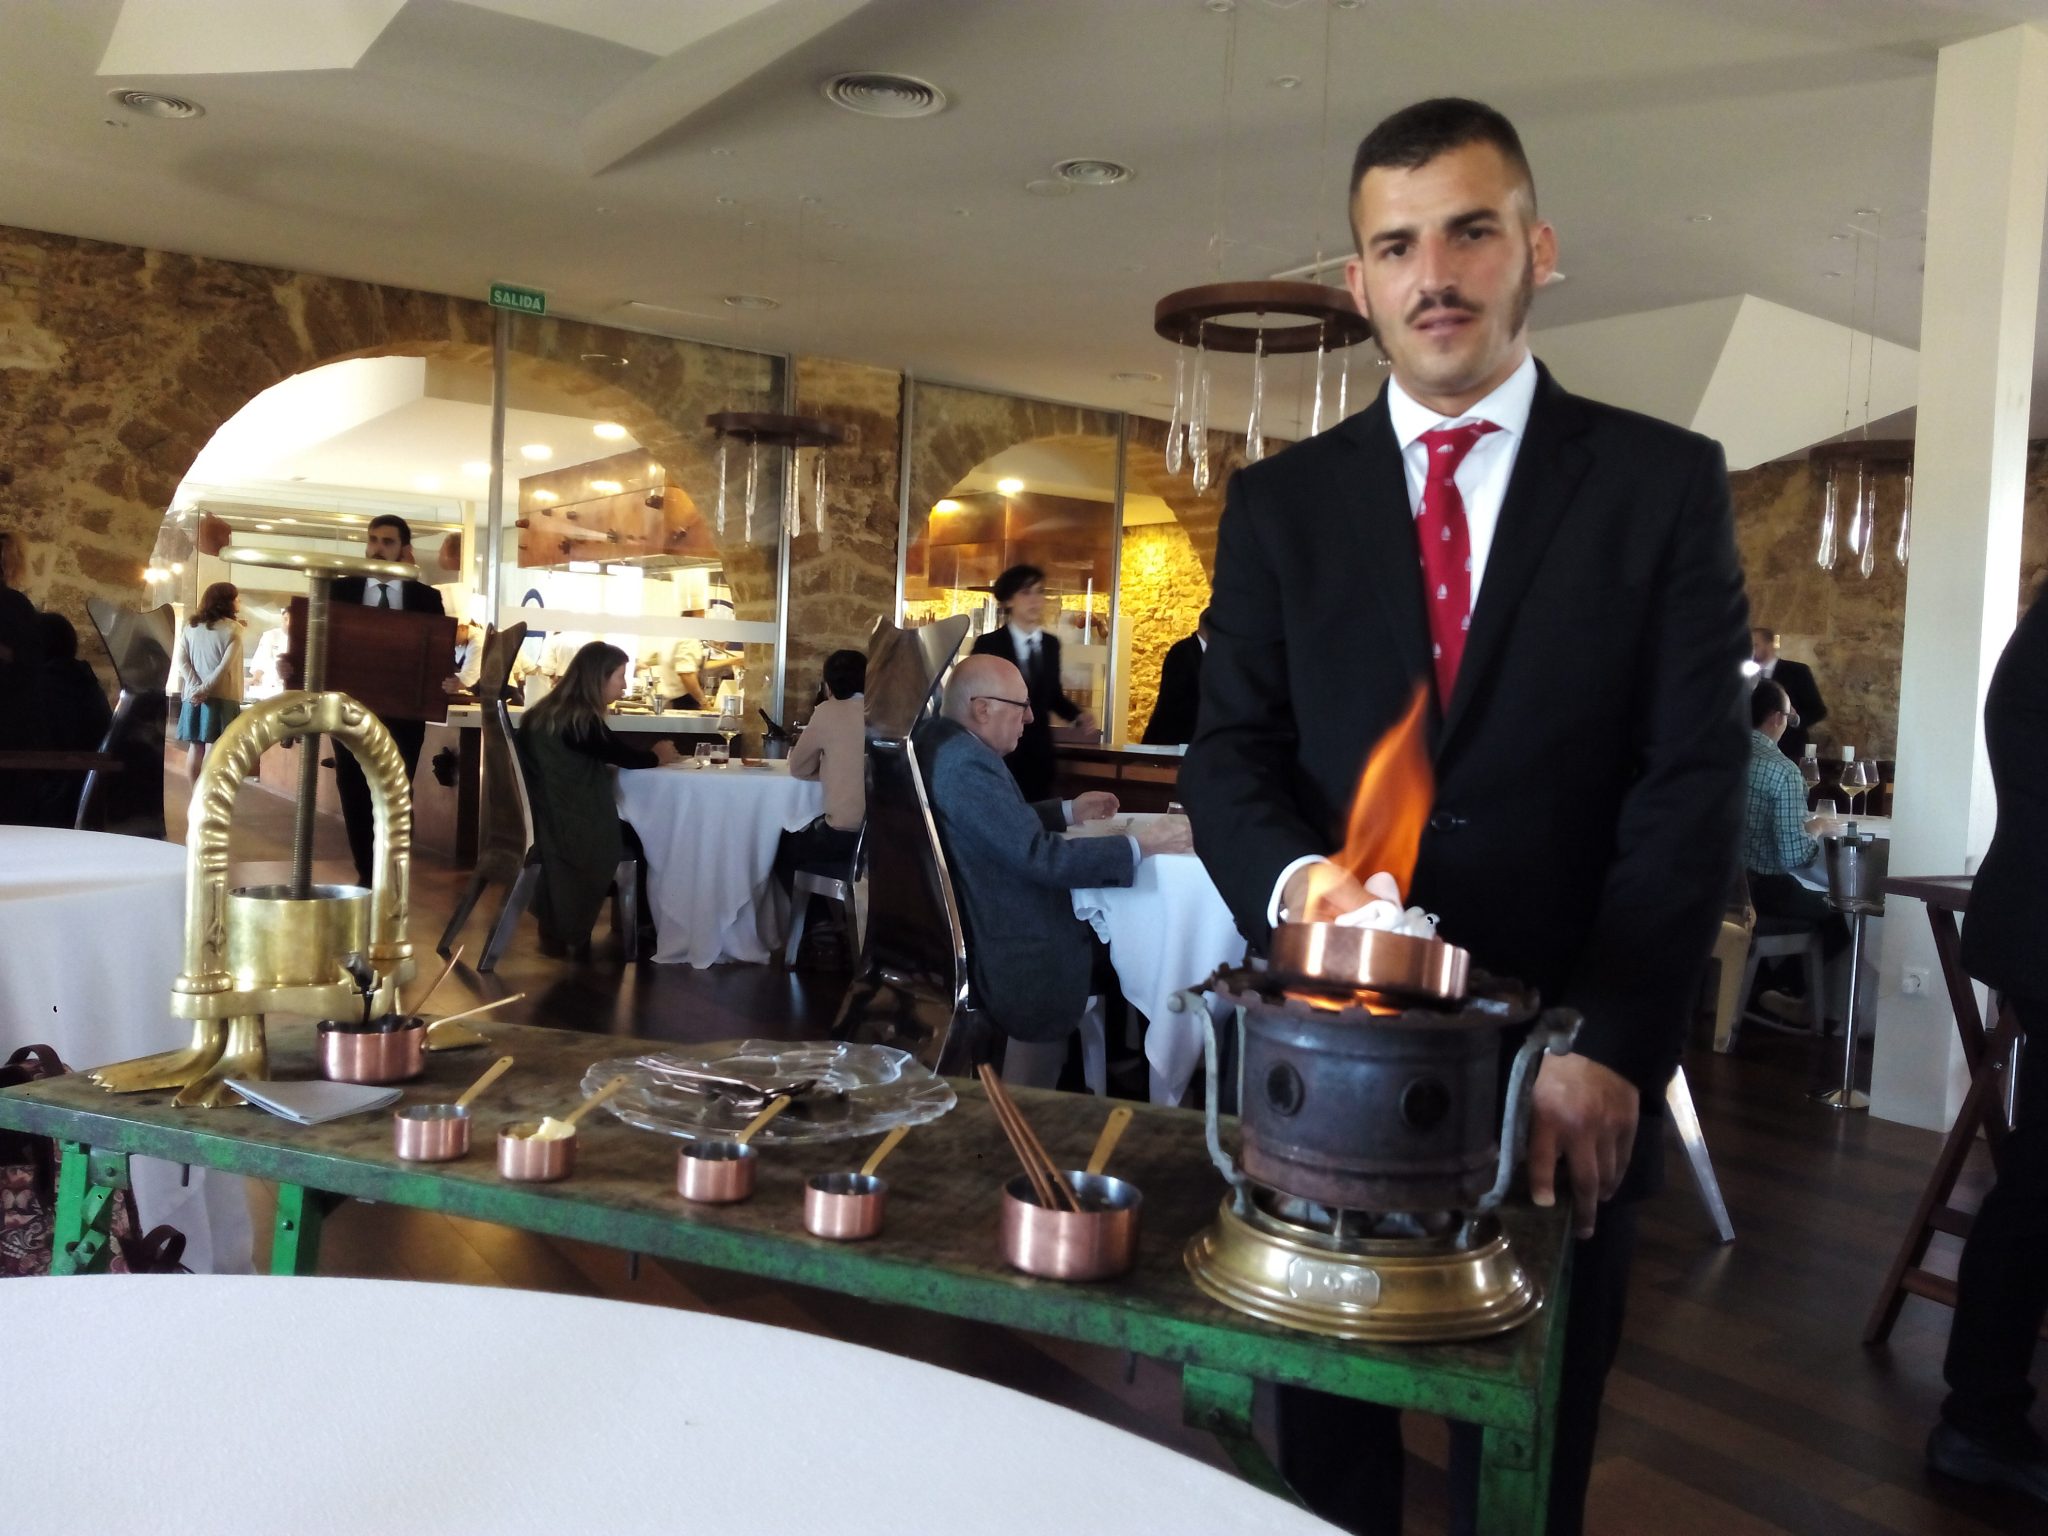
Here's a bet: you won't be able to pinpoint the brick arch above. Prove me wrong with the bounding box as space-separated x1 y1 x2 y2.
0 229 781 659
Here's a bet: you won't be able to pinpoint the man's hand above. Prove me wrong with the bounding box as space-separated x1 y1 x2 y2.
1280 860 1372 923
1134 815 1193 857
441 675 465 696
1525 1052 1640 1240
1074 709 1100 735
651 740 683 766
1071 790 1119 823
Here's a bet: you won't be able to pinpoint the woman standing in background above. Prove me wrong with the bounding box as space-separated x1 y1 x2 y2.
170 582 244 783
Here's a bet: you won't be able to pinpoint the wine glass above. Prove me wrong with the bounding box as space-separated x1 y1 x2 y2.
716 698 743 764
1799 751 1821 798
1841 759 1872 815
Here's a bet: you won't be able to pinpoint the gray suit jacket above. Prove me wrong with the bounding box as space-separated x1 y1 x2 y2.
915 717 1136 1042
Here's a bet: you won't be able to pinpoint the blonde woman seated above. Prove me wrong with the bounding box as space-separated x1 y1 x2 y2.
517 641 680 960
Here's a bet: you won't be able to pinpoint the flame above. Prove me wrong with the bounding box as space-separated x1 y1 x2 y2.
1304 682 1435 916
1282 988 1404 1017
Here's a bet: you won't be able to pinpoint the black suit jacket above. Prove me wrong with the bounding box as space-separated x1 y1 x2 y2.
1181 365 1750 1101
970 625 1079 800
1960 590 2048 1002
1142 634 1205 746
330 575 446 615
1766 657 1826 760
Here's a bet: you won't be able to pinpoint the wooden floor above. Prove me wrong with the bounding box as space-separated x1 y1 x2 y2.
170 768 2045 1536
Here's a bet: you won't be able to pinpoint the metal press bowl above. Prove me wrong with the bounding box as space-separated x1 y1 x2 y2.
319 1016 426 1084
804 1171 888 1241
498 1121 574 1182
999 1171 1142 1281
393 1102 473 1162
677 1140 757 1204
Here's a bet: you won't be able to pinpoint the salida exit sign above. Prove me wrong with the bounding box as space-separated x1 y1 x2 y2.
488 283 546 315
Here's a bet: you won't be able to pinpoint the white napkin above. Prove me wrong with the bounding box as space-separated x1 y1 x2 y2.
224 1079 402 1126
1329 870 1440 939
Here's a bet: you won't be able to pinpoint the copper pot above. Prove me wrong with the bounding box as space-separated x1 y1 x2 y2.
498 1122 574 1182
999 1171 1142 1281
803 1172 887 1241
393 1103 472 1162
677 1140 757 1204
319 1016 425 1084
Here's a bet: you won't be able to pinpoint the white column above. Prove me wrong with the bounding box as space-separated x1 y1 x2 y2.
1872 25 2048 1129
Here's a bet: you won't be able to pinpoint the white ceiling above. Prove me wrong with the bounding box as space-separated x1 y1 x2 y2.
5 0 2048 444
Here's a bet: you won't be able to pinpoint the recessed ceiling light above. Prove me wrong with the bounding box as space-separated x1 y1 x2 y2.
520 443 553 461
255 522 274 531
723 293 779 310
590 479 624 495
593 422 628 441
107 88 204 121
996 477 1025 495
1024 178 1073 198
1054 158 1133 187
934 499 962 513
1113 370 1161 383
413 475 442 492
1270 75 1303 90
461 461 491 477
822 72 948 119
1686 213 1714 223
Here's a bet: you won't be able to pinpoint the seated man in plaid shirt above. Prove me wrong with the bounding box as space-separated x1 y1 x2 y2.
1745 679 1848 1024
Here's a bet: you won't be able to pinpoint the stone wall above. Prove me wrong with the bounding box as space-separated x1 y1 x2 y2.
1118 520 1207 741
786 356 902 718
1729 446 2048 759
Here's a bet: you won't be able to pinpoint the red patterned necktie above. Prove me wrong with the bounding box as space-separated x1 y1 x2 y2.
1415 420 1500 705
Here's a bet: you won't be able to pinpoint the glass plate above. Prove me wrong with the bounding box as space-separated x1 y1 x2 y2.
582 1039 957 1145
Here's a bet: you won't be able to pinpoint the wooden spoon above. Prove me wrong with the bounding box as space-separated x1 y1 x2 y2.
1086 1105 1134 1178
527 1074 630 1142
859 1125 911 1178
424 992 525 1051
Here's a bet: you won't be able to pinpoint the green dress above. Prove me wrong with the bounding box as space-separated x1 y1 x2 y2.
516 719 656 947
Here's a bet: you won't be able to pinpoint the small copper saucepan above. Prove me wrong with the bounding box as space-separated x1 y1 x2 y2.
497 1074 631 1183
319 1015 427 1084
392 1055 515 1162
998 1105 1141 1281
802 1125 910 1242
676 1095 793 1204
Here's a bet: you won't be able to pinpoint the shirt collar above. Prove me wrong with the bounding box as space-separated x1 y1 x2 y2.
1007 622 1040 650
1386 351 1538 453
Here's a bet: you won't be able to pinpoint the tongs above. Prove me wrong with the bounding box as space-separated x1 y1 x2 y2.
640 1060 825 1109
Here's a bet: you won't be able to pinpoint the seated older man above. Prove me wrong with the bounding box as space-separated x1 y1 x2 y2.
916 654 1192 1087
1746 678 1848 1024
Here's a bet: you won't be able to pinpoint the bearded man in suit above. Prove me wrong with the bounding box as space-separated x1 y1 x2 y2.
1180 97 1750 1536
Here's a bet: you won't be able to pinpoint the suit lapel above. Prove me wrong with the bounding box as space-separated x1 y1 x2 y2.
1336 392 1433 703
1440 368 1592 751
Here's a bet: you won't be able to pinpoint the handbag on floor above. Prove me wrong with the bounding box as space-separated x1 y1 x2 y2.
0 1044 187 1277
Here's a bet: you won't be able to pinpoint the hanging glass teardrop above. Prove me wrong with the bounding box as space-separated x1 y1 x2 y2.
715 438 729 537
1190 359 1212 495
1309 328 1327 438
1845 462 1867 556
1896 465 1912 568
1245 327 1266 463
1165 352 1187 474
1816 466 1839 571
814 451 829 551
744 439 760 544
1856 463 1876 577
1336 347 1351 423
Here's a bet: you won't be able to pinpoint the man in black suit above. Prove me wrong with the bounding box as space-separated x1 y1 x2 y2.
1140 609 1208 747
1931 585 2048 1506
1751 627 1827 760
1179 99 1749 1536
969 564 1095 799
327 514 446 887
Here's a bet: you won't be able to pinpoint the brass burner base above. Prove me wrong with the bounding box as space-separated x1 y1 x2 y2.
1185 1197 1542 1342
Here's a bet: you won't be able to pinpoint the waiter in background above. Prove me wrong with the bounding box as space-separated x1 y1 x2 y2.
971 563 1095 800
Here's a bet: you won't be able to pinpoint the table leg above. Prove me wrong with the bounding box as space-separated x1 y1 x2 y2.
1476 1423 1548 1536
49 1141 130 1276
1181 1365 1298 1504
270 1185 344 1276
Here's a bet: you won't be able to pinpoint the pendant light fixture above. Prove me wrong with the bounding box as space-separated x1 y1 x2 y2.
1152 0 1370 492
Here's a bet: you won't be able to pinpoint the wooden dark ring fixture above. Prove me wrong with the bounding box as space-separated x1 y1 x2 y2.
704 411 850 449
1153 280 1374 354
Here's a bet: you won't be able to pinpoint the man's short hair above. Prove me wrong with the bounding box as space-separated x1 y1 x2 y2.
821 648 866 700
1350 97 1536 229
368 513 414 548
1750 679 1789 729
991 564 1045 607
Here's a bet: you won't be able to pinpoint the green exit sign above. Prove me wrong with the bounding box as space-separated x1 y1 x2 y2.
488 282 547 315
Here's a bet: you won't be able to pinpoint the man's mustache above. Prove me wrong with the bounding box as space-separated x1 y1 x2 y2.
1405 292 1481 325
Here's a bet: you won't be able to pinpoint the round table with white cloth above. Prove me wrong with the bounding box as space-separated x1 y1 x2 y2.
1070 815 1247 1105
617 760 826 967
0 827 252 1273
10 1275 1339 1536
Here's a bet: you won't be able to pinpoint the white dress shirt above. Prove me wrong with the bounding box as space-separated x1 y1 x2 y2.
1007 622 1042 673
362 579 400 609
1267 352 1539 926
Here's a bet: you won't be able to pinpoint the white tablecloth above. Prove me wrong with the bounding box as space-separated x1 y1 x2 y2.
0 827 253 1273
617 762 826 967
1071 818 1246 1105
12 1276 1336 1535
